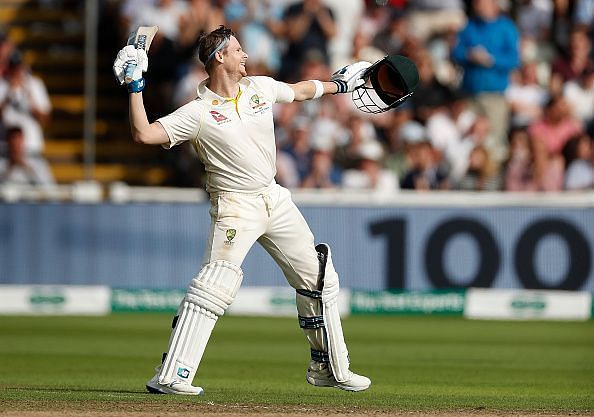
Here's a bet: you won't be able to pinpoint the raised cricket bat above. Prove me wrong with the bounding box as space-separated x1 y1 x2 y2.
124 25 159 83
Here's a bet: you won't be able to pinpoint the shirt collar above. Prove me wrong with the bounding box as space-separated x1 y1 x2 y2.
197 77 250 106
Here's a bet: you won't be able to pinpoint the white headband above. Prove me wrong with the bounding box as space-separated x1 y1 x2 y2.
204 37 229 66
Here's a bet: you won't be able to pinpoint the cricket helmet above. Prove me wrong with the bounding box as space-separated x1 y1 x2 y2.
352 54 419 114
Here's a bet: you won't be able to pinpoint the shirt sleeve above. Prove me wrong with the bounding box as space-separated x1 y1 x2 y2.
250 76 295 104
29 77 51 113
274 80 295 103
156 101 202 149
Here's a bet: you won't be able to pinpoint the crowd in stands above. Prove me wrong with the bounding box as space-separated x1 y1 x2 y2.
116 0 591 192
2 0 594 193
0 31 54 186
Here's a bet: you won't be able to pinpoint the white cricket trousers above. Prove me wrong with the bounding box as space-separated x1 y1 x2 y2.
203 182 320 291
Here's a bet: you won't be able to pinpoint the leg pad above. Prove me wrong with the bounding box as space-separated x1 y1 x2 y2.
158 260 243 385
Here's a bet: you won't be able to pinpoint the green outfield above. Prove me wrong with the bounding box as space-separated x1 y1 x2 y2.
0 314 593 414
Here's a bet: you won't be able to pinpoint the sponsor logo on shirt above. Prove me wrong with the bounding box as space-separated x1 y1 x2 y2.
209 110 230 124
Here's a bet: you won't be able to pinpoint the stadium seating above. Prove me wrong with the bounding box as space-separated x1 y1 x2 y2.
2 0 172 185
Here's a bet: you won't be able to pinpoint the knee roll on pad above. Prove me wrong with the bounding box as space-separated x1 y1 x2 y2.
185 260 243 316
158 260 243 385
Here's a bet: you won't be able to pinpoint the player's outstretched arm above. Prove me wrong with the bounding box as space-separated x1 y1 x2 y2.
289 61 371 102
113 45 169 145
289 80 339 101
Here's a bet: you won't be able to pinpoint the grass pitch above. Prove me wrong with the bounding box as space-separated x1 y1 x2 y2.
0 314 592 414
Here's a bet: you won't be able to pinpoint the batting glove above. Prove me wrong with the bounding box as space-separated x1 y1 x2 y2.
113 45 148 93
330 61 372 94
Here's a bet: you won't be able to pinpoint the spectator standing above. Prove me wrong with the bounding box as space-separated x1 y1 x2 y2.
223 0 283 75
0 50 51 157
178 0 225 61
278 0 337 82
323 0 365 71
451 0 520 165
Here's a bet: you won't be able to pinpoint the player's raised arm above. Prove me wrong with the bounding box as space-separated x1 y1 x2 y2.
113 45 169 146
288 61 372 101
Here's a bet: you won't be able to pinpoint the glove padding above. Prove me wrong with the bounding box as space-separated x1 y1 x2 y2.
113 45 148 85
330 61 372 93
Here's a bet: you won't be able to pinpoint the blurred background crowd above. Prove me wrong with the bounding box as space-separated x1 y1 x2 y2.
0 0 593 193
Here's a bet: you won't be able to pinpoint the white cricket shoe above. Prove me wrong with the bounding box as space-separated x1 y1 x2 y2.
146 373 204 395
306 361 371 392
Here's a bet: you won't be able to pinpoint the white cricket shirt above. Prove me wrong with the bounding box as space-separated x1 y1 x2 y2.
158 76 295 193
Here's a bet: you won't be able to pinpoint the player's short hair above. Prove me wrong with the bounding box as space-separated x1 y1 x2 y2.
197 26 235 72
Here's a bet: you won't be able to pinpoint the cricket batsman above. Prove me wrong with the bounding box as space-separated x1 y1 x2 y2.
113 24 416 396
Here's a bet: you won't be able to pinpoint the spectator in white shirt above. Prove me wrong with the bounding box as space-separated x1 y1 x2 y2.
505 61 549 128
563 68 594 128
0 125 54 186
0 50 51 157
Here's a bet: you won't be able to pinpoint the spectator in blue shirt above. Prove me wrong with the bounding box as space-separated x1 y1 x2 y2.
452 0 520 167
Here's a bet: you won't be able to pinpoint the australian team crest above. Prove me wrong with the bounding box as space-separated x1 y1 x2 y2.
225 229 236 245
250 94 268 112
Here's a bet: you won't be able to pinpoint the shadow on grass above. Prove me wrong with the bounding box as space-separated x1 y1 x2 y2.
3 386 143 395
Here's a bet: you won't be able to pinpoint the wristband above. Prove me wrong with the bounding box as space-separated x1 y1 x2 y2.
331 80 348 94
128 78 145 93
310 80 324 99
